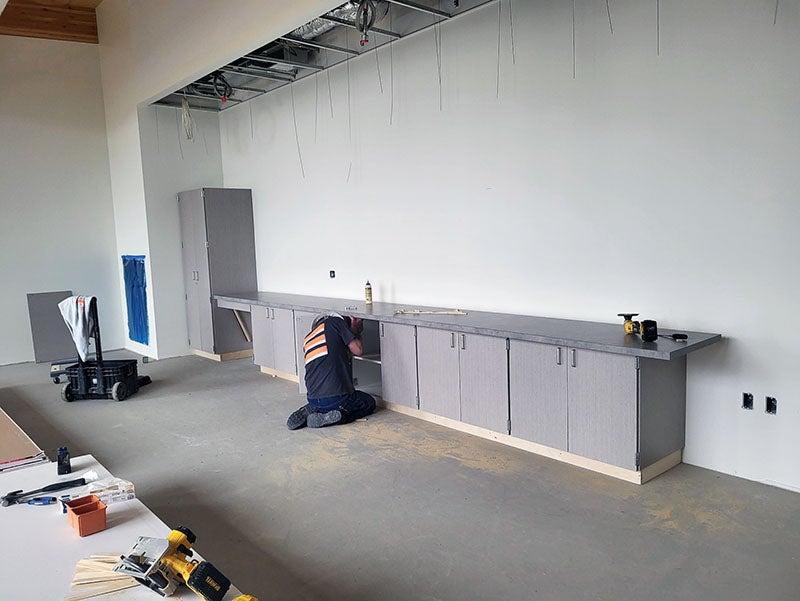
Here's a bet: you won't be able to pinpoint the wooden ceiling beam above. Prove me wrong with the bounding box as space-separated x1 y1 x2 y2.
0 1 98 44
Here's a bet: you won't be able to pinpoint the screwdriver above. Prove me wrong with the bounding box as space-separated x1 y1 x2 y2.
27 496 58 505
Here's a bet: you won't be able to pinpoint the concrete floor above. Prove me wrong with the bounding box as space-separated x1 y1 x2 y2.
1 354 798 601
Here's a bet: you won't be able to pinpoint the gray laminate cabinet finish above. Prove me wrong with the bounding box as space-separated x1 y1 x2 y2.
567 348 638 470
294 310 318 395
178 188 256 355
272 308 297 375
214 291 721 360
379 322 418 409
179 189 203 351
26 291 74 363
417 327 461 420
639 356 687 467
251 305 274 369
459 333 509 434
509 340 569 450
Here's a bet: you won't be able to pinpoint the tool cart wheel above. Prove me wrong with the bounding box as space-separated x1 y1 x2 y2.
61 383 75 402
111 381 128 402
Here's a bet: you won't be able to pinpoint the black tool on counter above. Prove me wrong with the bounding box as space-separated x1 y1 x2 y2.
57 446 72 475
618 313 688 343
2 476 89 507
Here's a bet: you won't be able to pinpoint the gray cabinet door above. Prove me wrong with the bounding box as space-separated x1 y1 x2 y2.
459 333 509 433
509 341 568 450
272 308 297 375
192 193 214 352
251 306 274 369
417 327 460 420
295 311 318 395
178 192 201 350
567 348 638 469
379 322 418 408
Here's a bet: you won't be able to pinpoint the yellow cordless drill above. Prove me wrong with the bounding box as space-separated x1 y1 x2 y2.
116 526 257 601
161 527 258 601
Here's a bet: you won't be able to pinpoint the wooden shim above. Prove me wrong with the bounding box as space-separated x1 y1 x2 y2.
65 581 138 601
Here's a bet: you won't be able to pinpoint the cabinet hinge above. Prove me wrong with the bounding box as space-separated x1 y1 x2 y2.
635 357 640 370
204 241 210 248
506 339 510 351
413 327 417 338
507 418 511 433
636 451 641 469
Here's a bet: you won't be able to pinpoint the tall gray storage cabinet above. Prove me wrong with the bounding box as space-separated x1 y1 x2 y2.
178 188 257 359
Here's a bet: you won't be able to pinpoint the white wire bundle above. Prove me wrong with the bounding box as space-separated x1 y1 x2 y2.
180 96 195 141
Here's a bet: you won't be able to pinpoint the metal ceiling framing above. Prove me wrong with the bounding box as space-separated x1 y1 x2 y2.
153 0 494 113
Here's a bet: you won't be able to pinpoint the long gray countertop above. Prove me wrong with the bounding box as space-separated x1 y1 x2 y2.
215 291 722 360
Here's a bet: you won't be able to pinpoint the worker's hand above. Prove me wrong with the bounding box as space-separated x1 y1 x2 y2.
349 317 363 336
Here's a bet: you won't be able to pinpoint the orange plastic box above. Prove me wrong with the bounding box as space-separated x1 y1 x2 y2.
66 495 107 537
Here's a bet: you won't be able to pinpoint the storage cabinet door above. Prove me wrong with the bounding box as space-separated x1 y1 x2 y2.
567 349 638 469
509 341 568 450
417 327 460 420
379 322 418 408
459 333 509 433
192 196 214 352
295 311 318 395
178 192 201 350
272 308 297 375
251 306 274 369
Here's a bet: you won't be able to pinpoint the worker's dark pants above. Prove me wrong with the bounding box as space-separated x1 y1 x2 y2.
309 391 376 423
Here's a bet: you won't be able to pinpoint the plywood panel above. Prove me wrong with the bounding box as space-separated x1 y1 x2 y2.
0 1 98 44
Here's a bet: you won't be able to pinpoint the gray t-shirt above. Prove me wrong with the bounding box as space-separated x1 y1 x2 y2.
303 315 356 401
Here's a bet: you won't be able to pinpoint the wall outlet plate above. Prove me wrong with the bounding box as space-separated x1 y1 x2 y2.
742 392 753 410
330 270 336 278
766 396 777 415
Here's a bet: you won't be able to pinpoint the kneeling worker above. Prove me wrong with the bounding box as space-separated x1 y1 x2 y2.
287 313 376 429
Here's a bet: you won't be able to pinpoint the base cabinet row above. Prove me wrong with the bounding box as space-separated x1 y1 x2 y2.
382 326 646 471
251 306 297 376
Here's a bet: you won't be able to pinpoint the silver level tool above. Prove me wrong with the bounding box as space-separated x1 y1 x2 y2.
393 309 468 316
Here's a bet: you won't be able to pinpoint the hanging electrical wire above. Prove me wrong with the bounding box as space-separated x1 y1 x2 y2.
179 94 195 141
434 22 443 110
314 71 320 142
290 85 306 179
248 102 254 140
606 0 614 35
773 0 780 25
509 0 516 65
375 45 384 94
656 0 661 56
212 72 233 104
175 108 184 160
389 4 395 125
496 0 502 98
572 0 576 79
326 49 334 118
356 0 377 46
346 29 354 182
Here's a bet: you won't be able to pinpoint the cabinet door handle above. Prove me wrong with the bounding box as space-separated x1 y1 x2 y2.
556 347 562 365
271 308 275 319
450 332 455 348
570 349 576 368
461 334 466 350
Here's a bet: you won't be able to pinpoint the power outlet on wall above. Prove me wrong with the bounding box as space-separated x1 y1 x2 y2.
742 392 754 410
330 270 336 278
766 396 777 415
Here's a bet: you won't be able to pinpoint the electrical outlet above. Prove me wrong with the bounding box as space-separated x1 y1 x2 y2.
766 396 777 415
330 270 336 278
742 392 753 410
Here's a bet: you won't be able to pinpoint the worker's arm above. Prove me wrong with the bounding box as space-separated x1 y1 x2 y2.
347 317 364 356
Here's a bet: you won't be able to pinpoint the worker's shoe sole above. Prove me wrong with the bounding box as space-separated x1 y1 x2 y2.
287 405 310 430
307 410 343 429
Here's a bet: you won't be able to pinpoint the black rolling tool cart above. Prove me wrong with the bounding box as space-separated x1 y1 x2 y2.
61 298 151 402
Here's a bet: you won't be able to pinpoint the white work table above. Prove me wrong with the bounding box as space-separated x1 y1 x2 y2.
0 455 243 600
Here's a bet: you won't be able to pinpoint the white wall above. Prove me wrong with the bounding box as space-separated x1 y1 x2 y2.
0 36 123 365
220 0 800 491
139 105 223 358
96 0 340 358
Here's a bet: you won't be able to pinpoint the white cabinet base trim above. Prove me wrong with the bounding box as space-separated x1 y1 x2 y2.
192 349 253 362
381 400 682 485
260 366 300 383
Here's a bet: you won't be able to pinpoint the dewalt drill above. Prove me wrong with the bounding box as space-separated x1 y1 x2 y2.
116 526 257 601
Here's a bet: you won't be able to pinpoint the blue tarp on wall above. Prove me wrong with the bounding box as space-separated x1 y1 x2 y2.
122 255 149 345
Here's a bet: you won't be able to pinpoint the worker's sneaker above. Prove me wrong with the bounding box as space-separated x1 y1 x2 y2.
287 405 310 430
307 410 343 428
